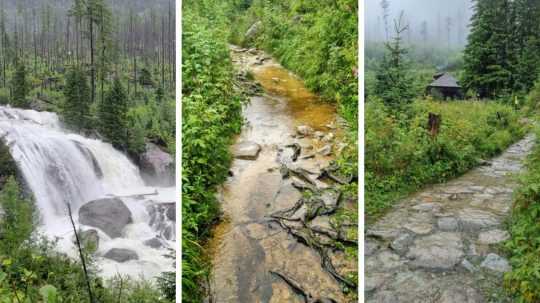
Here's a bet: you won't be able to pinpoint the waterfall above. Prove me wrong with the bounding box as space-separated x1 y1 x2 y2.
0 105 175 280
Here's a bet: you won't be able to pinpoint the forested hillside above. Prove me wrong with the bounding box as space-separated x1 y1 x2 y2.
0 0 175 156
182 0 358 302
0 0 175 301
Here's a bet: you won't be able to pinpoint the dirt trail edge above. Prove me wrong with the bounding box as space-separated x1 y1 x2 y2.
206 46 357 303
366 134 535 302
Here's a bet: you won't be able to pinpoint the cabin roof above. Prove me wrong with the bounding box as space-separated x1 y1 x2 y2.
428 73 461 88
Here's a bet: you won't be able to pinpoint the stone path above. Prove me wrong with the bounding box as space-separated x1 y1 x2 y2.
365 135 535 303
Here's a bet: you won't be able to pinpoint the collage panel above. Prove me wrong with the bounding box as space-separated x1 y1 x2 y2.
366 0 540 302
182 0 358 302
0 0 175 302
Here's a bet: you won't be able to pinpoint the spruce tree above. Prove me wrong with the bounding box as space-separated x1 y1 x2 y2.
98 77 127 148
11 58 29 108
139 67 153 87
512 0 540 92
63 67 91 131
373 13 415 111
462 0 513 98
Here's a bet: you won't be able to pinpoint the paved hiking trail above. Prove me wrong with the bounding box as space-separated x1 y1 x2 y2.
366 135 535 302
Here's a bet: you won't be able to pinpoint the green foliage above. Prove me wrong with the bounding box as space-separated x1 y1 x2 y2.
182 1 244 301
0 88 8 105
139 68 154 87
0 177 33 252
98 77 128 148
11 59 30 108
463 0 540 98
230 0 358 127
62 67 92 131
0 142 17 184
366 98 525 220
0 177 171 302
504 126 540 302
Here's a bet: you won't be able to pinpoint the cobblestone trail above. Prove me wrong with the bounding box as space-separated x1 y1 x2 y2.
366 135 535 303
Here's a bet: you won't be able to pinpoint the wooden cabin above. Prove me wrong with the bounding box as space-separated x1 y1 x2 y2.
426 72 463 99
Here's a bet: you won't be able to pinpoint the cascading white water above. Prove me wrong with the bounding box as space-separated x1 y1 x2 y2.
0 105 175 280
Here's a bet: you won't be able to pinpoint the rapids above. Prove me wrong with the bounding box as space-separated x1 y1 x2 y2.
0 105 175 280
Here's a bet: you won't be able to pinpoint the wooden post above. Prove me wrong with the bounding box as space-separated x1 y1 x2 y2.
428 113 441 138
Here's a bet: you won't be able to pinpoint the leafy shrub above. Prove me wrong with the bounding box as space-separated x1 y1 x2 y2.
182 1 244 301
504 126 540 302
0 177 172 302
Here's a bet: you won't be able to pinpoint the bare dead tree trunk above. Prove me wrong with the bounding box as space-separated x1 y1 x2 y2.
428 113 441 138
67 204 95 303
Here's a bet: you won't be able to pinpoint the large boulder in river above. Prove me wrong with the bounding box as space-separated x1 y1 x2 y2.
103 248 138 263
79 198 132 238
139 143 174 186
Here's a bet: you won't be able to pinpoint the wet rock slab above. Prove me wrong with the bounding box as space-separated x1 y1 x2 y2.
79 198 132 238
233 141 262 160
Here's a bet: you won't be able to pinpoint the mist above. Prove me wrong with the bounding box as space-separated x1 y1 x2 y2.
366 0 474 49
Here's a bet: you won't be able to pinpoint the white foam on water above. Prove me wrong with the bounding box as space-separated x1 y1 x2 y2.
0 105 175 281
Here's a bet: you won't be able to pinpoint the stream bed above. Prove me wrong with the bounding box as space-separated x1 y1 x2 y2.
207 46 357 303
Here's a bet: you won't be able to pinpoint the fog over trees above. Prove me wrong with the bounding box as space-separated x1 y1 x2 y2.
366 0 473 49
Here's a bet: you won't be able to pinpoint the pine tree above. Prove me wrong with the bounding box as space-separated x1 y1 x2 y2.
139 67 154 87
374 13 415 111
63 67 91 130
11 58 29 108
462 0 513 98
98 77 127 148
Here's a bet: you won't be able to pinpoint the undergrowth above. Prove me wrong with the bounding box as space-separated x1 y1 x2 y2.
366 98 526 221
182 1 244 301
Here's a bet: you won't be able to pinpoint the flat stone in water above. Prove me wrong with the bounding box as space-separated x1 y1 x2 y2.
481 253 511 273
478 229 509 245
233 141 262 160
406 232 464 270
103 248 138 263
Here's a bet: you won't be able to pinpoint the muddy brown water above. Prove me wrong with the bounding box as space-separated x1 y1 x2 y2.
207 46 353 303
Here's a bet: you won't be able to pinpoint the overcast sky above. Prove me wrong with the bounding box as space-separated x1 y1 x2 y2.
365 0 474 47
